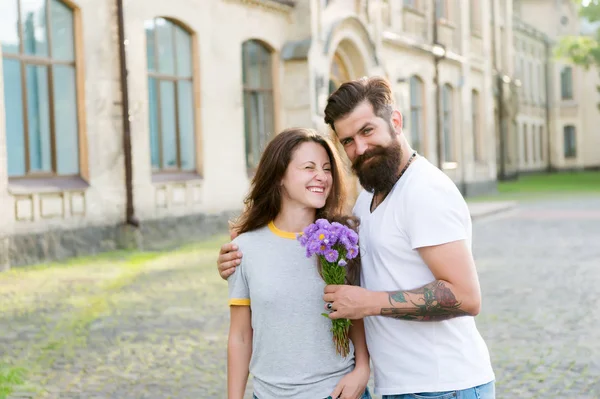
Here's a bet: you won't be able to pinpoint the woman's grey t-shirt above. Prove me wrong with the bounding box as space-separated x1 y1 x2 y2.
228 223 355 399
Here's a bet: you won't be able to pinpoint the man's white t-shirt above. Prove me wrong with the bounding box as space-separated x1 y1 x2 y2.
353 156 495 396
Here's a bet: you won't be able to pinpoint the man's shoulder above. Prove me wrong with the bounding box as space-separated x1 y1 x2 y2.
400 159 467 213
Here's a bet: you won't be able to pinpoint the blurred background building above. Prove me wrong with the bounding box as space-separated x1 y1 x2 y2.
1 0 599 268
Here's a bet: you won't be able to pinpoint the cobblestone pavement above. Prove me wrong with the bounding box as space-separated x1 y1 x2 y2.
473 194 600 398
1 195 599 398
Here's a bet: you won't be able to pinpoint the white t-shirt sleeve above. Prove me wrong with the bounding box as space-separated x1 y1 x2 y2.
406 182 469 250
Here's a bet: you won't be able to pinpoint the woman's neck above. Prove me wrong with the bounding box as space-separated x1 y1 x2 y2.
273 203 317 233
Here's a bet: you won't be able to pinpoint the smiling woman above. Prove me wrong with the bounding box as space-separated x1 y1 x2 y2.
224 127 372 399
231 127 347 236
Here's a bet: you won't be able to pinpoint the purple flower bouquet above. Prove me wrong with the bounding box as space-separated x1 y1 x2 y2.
298 218 359 357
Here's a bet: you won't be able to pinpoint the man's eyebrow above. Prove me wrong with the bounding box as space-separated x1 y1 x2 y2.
355 122 372 135
341 122 372 142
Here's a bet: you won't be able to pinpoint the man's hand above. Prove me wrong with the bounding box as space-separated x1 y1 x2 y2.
323 285 381 320
217 243 242 280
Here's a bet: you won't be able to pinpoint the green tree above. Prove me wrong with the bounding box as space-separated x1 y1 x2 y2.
555 0 600 108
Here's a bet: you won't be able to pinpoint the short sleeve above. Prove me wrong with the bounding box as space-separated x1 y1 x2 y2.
228 258 250 306
406 182 469 250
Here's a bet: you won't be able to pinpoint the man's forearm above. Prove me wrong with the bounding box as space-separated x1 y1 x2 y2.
371 280 477 321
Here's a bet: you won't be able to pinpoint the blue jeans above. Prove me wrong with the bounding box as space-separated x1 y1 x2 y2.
253 386 372 399
382 381 495 399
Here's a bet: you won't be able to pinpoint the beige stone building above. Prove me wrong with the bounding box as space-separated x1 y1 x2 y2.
512 0 600 172
0 0 596 269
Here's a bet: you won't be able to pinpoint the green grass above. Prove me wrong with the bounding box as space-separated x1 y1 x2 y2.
469 170 600 202
0 365 25 399
498 171 600 194
0 234 229 397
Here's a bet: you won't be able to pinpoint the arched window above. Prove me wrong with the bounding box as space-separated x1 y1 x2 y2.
329 52 351 95
242 40 275 171
145 17 195 172
442 84 453 162
471 89 481 161
409 76 424 153
2 0 79 177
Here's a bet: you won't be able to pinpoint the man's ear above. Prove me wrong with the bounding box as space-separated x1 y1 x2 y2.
392 109 403 132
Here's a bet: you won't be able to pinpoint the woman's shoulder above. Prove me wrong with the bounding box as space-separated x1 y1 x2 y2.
232 225 271 249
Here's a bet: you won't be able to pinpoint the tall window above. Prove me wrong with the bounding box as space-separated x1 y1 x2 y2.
146 18 195 172
539 126 544 162
442 84 453 162
561 66 573 100
563 125 576 158
242 40 275 171
471 90 481 161
409 76 424 153
523 124 529 164
1 0 79 177
538 63 544 104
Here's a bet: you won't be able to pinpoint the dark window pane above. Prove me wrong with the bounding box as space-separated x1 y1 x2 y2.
0 0 20 54
53 65 79 174
177 80 195 170
3 58 26 176
175 25 192 78
145 19 156 72
243 41 261 88
148 77 160 169
259 44 272 89
245 91 260 169
260 91 274 150
156 18 175 75
21 0 49 57
26 64 52 172
159 80 177 168
50 0 74 61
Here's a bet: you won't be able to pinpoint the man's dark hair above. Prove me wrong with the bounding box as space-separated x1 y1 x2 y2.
324 76 394 132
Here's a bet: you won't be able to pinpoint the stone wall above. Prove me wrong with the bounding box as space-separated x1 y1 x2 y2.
4 211 235 268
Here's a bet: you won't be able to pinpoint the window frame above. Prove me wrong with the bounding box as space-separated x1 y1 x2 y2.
146 17 197 174
560 66 573 100
2 0 85 179
241 39 276 173
563 125 577 158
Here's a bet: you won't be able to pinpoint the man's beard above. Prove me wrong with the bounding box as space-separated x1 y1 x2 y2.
351 138 403 194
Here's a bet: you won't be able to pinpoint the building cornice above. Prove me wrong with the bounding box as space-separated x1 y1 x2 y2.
222 0 295 14
513 17 554 45
382 30 466 66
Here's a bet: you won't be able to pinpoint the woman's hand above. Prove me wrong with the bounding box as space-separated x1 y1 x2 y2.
329 365 370 399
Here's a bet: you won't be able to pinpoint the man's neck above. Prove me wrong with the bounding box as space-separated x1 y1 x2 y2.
396 145 415 177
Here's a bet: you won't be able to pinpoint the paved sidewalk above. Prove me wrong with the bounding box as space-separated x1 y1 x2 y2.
2 195 599 398
468 200 517 220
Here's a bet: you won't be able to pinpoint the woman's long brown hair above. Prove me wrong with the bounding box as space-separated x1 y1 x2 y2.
232 128 362 285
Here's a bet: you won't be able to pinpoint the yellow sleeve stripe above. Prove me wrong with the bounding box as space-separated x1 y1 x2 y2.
229 298 251 306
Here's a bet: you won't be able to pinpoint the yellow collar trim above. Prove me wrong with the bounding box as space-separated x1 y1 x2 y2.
268 221 301 240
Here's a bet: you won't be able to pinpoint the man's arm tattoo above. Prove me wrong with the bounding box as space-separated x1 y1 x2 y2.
381 280 471 321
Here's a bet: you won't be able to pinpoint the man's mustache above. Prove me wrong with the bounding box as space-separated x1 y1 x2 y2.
352 148 386 170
